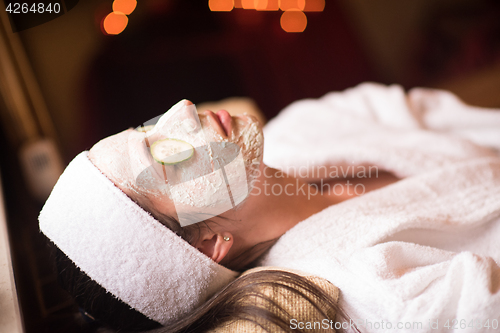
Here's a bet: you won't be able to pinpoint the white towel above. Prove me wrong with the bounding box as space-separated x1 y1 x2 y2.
39 152 238 325
260 83 500 332
263 83 499 179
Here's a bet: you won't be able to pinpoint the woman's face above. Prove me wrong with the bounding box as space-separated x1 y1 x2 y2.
89 100 264 227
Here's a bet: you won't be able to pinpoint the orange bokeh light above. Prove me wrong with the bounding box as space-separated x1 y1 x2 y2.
253 0 266 10
112 0 137 15
279 0 305 11
280 9 307 32
103 12 128 35
304 0 325 12
209 0 234 11
241 0 255 9
256 0 279 11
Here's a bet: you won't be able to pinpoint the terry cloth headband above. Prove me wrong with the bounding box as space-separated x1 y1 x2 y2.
39 151 238 325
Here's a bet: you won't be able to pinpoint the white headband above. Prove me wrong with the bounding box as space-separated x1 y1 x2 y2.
39 151 238 325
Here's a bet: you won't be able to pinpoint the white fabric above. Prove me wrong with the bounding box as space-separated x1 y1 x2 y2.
39 152 238 325
264 83 499 179
261 83 500 332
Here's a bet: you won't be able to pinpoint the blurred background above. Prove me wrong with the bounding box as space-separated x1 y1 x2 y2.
1 0 499 332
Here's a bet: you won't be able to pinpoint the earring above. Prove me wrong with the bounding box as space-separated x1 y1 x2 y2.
223 236 230 242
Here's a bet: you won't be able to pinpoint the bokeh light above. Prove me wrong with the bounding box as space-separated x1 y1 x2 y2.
280 9 307 32
103 12 129 35
254 0 267 10
209 0 234 11
279 0 305 11
208 0 315 33
112 0 137 15
256 0 279 11
241 0 255 9
304 0 324 12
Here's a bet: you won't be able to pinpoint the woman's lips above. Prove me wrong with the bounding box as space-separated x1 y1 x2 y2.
216 110 232 136
204 110 229 137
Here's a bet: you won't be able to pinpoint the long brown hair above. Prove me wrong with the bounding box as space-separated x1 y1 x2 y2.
152 269 355 333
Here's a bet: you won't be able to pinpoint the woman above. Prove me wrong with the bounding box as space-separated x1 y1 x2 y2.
41 84 500 332
41 99 359 332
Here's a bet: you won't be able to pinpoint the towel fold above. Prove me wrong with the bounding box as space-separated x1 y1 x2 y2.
263 83 499 179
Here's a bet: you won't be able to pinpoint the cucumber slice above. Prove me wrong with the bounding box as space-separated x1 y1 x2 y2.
150 138 194 165
137 125 155 132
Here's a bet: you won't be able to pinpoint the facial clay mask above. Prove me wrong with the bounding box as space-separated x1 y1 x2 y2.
126 100 260 226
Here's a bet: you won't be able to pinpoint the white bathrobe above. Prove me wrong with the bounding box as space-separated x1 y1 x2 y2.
260 83 500 332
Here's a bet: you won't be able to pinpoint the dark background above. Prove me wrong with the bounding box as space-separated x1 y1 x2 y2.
81 0 376 149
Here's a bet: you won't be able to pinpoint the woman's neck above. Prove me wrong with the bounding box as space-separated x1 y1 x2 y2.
233 165 331 245
219 164 332 268
260 167 331 224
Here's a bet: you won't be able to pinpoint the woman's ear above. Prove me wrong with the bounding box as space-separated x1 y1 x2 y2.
194 232 233 263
